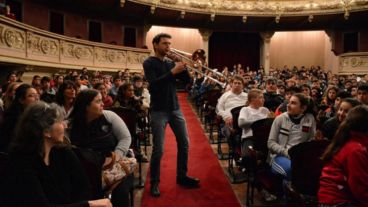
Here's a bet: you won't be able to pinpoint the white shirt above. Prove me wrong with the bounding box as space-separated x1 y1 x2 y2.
216 90 248 120
238 106 270 138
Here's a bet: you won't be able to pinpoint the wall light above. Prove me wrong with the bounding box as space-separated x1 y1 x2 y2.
150 6 156 14
344 10 350 20
180 11 185 19
275 15 281 23
210 13 215 22
210 14 216 22
308 14 314 22
242 16 247 23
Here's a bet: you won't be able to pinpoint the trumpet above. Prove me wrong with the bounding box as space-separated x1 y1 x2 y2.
167 48 228 88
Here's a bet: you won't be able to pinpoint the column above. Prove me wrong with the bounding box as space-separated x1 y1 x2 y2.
260 32 274 75
142 24 152 48
198 29 213 61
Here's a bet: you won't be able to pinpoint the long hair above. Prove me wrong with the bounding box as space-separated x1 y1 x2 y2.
114 83 133 105
321 105 368 162
55 80 76 106
3 82 20 110
6 84 32 115
69 89 99 142
322 85 338 105
8 102 64 156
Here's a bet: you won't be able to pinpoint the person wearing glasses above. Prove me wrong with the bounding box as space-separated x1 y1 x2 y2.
0 102 112 207
0 84 39 152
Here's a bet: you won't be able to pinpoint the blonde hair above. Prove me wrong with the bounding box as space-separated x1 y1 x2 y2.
246 89 263 105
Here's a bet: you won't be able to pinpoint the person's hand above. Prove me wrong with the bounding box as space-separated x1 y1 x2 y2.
171 62 187 75
317 110 326 121
225 117 233 127
103 157 113 168
268 111 275 118
314 130 324 141
114 152 121 162
88 198 112 207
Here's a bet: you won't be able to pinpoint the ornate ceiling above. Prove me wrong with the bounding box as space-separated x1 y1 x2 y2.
126 0 368 17
34 0 368 31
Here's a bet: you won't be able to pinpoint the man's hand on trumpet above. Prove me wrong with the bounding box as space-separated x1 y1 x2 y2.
171 61 187 75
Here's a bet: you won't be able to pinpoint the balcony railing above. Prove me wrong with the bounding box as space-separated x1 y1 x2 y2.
0 16 151 72
339 52 368 75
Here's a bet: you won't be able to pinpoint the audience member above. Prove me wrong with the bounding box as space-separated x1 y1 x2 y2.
40 76 56 103
319 98 361 140
94 83 113 109
0 102 112 207
132 75 150 109
264 78 284 112
55 80 76 118
216 75 248 138
0 84 39 152
109 75 123 99
68 89 131 206
319 105 368 207
357 83 368 105
1 71 17 94
268 93 316 182
2 82 20 111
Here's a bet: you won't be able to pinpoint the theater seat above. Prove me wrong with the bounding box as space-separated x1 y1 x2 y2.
107 107 144 188
246 118 283 206
286 140 330 206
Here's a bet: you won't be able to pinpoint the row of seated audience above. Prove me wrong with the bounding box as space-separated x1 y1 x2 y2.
199 65 368 206
0 63 367 206
0 68 151 207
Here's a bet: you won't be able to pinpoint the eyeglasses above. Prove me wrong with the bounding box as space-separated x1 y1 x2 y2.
27 93 39 98
94 99 103 104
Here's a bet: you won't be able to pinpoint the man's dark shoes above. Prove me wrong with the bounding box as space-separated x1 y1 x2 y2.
176 176 200 188
150 183 160 197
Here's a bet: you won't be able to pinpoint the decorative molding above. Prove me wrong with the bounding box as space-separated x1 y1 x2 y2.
27 32 59 56
127 0 368 17
95 47 128 65
0 16 150 72
339 52 368 75
0 25 25 50
127 51 148 65
198 29 212 41
60 41 93 60
260 31 275 43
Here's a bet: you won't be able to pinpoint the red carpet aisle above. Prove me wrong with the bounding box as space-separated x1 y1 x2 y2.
141 93 240 207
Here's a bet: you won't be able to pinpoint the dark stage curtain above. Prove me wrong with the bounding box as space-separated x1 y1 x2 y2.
209 32 260 71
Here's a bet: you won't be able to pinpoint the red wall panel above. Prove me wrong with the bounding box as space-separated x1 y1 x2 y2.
23 1 49 31
64 13 88 39
103 21 123 45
